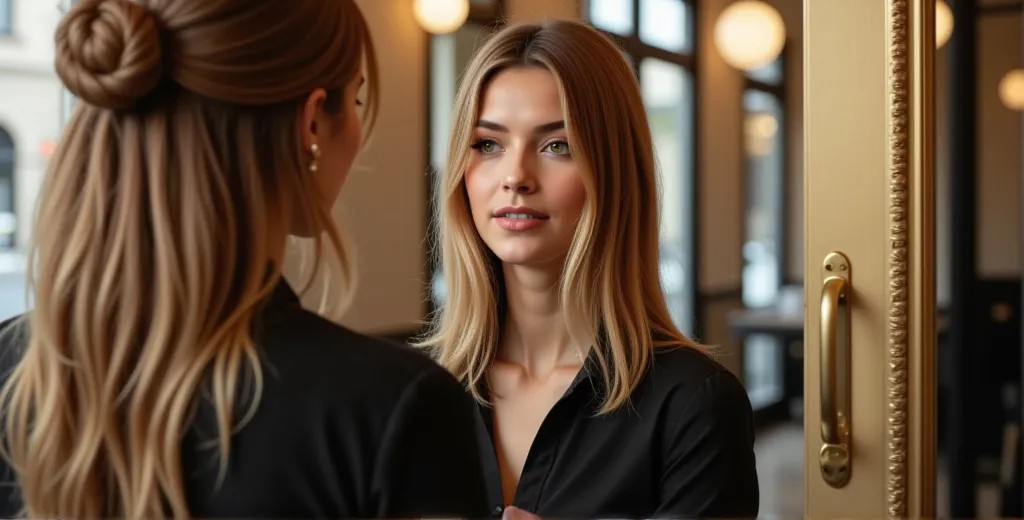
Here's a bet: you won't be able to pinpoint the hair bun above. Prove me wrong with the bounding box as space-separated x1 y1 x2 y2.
55 0 164 110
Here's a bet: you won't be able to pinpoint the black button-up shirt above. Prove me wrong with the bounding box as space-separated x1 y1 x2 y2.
475 346 759 519
0 281 491 518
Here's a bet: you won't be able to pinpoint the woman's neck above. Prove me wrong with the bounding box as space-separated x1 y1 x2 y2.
498 263 583 378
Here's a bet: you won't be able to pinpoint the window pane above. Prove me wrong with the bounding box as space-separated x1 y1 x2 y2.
639 0 692 53
0 0 11 35
746 56 784 85
741 89 784 309
741 86 786 413
0 0 65 321
640 58 695 337
589 0 634 36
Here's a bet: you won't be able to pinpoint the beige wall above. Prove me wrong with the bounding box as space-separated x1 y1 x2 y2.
776 0 803 283
321 0 430 334
930 8 1022 306
698 0 745 294
505 0 580 21
975 11 1022 279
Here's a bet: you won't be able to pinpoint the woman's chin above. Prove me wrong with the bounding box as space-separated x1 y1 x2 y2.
493 248 543 267
493 250 565 271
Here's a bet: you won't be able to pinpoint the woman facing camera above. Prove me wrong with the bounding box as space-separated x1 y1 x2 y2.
421 19 759 519
0 0 488 518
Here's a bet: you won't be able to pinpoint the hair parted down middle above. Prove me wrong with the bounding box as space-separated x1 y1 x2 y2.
0 0 378 517
418 19 703 414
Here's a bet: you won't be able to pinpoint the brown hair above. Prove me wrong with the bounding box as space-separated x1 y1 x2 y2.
419 19 701 413
0 0 378 517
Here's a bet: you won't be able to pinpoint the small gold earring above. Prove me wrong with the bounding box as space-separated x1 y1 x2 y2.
309 143 321 173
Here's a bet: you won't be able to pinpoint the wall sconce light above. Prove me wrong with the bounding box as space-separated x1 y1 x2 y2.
935 0 953 49
998 69 1024 111
713 0 786 71
413 0 470 35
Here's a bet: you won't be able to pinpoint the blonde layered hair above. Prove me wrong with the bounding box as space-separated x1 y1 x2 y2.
0 0 378 517
420 19 699 414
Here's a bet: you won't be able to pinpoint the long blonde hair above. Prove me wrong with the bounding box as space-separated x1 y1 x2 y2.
419 19 700 414
0 0 378 517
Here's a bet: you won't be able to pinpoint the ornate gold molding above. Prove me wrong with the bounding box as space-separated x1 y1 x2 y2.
887 0 910 517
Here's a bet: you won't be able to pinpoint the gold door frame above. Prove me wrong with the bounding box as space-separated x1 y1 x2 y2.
804 0 936 517
888 0 937 516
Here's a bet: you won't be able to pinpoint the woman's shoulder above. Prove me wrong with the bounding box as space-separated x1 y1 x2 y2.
650 343 736 383
255 279 441 380
644 344 751 414
642 346 759 518
256 302 445 395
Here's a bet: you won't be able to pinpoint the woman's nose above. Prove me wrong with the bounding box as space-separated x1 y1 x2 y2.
502 175 536 194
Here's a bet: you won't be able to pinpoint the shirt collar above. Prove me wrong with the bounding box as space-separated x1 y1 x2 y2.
473 337 611 402
270 278 301 306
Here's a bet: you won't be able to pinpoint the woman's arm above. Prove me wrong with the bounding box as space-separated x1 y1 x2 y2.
653 370 760 518
371 365 491 518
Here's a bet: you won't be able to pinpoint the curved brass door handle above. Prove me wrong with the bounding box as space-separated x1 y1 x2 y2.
819 251 852 488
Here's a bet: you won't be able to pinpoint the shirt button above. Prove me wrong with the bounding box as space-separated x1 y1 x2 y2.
492 506 504 517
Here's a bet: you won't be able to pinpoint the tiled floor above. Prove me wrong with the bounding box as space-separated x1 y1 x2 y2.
754 421 1003 518
754 422 804 518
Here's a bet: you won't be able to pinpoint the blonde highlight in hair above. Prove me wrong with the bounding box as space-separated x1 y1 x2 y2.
0 0 378 517
418 19 702 414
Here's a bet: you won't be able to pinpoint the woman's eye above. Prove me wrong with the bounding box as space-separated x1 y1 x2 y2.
545 140 570 155
471 139 503 154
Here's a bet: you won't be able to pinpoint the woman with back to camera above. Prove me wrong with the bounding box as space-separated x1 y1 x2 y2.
421 19 759 519
0 0 490 518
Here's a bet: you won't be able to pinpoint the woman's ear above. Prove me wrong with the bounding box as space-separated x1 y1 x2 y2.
299 88 328 150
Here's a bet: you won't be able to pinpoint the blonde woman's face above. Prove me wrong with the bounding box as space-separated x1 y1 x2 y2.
464 66 586 268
